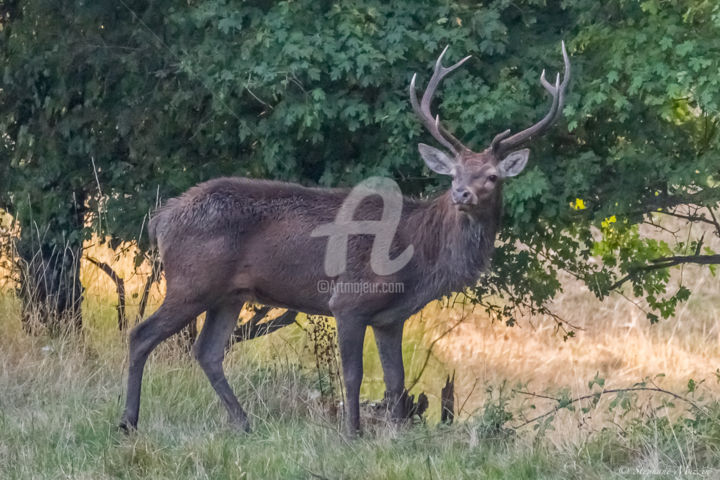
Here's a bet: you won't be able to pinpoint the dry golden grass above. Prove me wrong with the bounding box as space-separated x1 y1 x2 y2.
402 219 720 445
428 263 720 403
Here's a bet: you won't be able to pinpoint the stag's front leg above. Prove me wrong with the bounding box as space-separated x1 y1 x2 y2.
334 316 367 435
372 321 408 421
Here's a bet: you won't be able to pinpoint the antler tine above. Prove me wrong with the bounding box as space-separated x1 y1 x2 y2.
494 41 571 156
490 129 511 148
541 52 570 110
421 47 472 117
409 46 472 157
410 74 457 155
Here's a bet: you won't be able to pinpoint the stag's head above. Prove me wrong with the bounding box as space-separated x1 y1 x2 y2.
410 43 570 212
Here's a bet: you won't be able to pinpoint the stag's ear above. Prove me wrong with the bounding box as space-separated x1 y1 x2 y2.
418 143 455 176
498 149 529 178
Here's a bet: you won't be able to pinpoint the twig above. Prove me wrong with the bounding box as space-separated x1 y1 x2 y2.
514 390 557 401
457 376 480 418
707 206 720 237
245 83 273 110
407 316 466 391
656 209 716 227
512 387 708 430
643 217 681 237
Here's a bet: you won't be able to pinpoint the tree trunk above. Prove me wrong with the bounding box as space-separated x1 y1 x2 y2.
14 196 86 334
16 237 84 333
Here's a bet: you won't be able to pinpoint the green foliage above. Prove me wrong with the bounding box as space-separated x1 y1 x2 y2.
473 382 516 439
2 1 720 322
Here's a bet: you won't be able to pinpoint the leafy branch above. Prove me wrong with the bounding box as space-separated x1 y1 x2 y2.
512 385 709 430
609 254 720 291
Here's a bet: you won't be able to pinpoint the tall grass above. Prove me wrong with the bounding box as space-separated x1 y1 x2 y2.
1 220 720 478
1 289 719 479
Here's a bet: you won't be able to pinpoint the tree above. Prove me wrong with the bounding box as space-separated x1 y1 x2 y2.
1 0 719 331
481 0 720 326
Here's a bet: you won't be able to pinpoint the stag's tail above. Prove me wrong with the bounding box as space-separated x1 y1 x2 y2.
147 210 164 247
147 199 178 250
148 214 159 246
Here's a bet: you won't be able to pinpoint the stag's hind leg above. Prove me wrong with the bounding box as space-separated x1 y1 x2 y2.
120 299 205 432
193 304 250 431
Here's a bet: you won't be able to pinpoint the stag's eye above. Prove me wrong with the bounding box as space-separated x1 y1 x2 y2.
488 174 498 182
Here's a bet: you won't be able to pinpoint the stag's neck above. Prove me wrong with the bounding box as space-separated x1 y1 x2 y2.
410 189 502 291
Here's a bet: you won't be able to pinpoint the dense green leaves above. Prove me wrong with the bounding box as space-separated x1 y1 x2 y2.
1 0 719 324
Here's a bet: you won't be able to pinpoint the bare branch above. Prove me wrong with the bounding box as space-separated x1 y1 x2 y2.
656 209 716 228
136 255 161 324
232 308 299 342
707 206 720 237
85 256 127 331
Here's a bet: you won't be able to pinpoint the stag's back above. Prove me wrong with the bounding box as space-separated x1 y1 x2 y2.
150 178 340 251
148 178 366 311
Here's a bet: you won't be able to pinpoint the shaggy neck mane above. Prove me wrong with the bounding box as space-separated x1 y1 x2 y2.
409 189 502 289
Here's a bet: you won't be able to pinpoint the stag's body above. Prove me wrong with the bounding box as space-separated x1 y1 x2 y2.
120 43 569 434
151 177 499 320
120 177 499 431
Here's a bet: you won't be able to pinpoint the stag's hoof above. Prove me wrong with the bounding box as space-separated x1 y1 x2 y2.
344 421 363 438
118 417 137 435
228 417 252 433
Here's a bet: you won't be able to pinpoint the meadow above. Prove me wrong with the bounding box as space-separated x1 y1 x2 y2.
5 1 720 476
1 231 719 480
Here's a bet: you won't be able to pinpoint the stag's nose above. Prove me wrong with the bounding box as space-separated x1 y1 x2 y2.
452 188 472 205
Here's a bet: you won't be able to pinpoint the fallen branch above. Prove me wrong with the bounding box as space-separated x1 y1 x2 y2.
232 308 299 342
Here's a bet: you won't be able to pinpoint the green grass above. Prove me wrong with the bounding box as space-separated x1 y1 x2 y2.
1 294 719 479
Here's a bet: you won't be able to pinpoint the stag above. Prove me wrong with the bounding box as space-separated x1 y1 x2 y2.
119 43 570 434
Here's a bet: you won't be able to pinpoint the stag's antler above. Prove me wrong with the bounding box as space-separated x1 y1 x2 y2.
491 41 571 157
409 46 471 157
